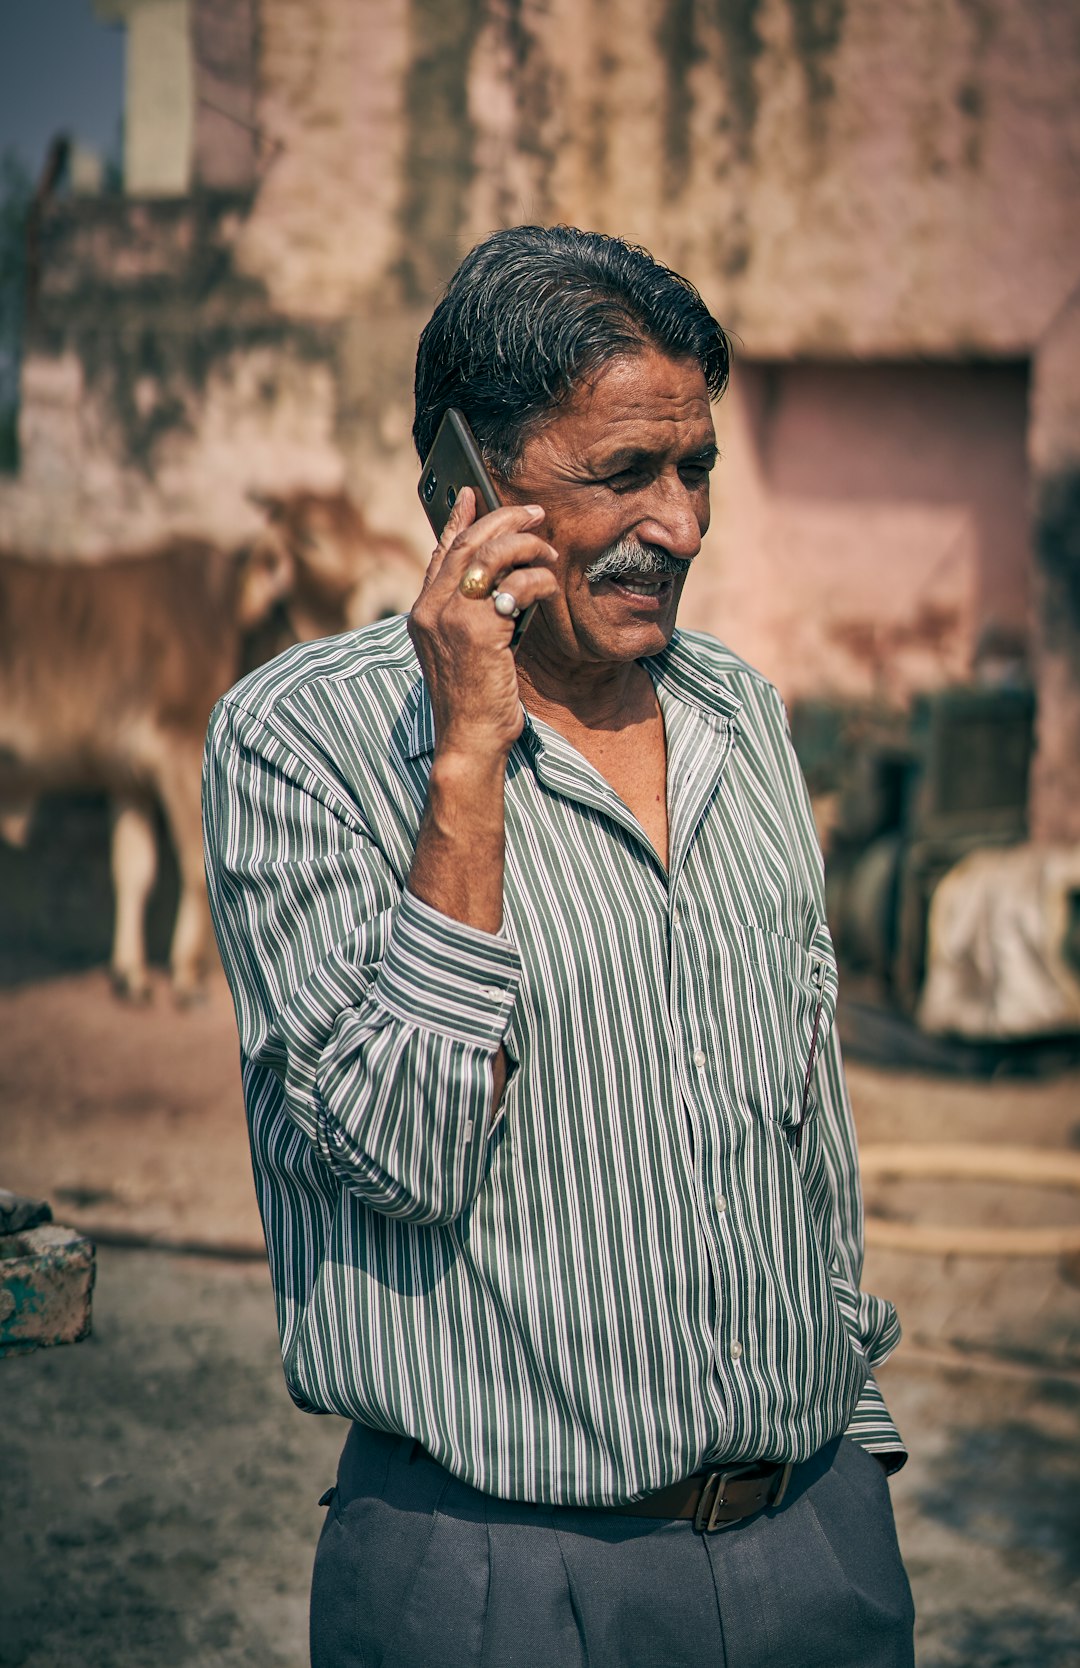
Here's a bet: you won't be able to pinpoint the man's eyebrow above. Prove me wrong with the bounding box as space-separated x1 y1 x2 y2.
587 442 719 474
581 446 647 474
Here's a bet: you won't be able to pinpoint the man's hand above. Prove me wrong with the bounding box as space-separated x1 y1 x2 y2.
405 488 557 1112
407 488 559 762
405 487 557 943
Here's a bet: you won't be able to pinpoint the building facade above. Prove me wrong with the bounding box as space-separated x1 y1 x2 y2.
3 0 1079 838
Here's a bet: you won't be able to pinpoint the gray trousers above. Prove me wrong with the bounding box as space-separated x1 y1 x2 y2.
310 1423 915 1668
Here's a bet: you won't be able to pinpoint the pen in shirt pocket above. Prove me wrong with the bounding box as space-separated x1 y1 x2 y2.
793 960 826 1151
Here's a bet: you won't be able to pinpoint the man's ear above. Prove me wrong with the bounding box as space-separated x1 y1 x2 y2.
235 535 296 629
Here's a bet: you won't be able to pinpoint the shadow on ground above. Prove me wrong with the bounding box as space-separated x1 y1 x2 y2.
919 1411 1080 1575
0 792 178 986
914 1404 1080 1665
923 1608 1080 1668
0 1249 347 1668
884 1356 1080 1668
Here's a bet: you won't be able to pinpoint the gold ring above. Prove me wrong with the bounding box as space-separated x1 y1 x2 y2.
459 564 490 600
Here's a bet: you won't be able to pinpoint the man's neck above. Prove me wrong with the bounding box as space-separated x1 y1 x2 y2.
515 649 656 736
516 650 670 867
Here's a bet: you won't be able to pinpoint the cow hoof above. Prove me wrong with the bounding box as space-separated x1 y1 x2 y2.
171 979 208 1009
110 968 153 1004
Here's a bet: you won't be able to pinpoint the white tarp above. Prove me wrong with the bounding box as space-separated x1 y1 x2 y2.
918 844 1080 1038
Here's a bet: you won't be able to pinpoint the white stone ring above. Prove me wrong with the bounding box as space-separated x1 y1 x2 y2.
492 589 522 620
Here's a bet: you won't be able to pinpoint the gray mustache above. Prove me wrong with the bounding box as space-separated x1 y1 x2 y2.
584 539 692 584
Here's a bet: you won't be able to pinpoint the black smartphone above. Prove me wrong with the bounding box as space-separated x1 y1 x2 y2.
418 407 536 650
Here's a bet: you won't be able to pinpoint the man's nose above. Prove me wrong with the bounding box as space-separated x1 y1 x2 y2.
636 476 706 562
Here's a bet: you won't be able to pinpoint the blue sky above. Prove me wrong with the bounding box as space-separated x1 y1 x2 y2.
0 0 124 180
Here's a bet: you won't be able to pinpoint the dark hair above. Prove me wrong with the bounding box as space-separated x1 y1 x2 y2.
412 225 730 476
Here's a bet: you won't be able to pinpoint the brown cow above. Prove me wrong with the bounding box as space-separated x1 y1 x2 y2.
0 493 423 1000
247 489 426 642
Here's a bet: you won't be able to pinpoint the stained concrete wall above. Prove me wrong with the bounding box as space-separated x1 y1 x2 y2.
234 0 1079 352
3 196 342 555
242 0 1080 839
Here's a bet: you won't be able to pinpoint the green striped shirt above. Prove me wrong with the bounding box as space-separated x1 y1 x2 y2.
202 617 902 1506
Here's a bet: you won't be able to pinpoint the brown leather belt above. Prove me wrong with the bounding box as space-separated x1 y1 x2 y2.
614 1459 793 1533
406 1439 793 1535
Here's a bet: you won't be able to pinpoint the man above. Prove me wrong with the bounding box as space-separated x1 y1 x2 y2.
203 225 914 1667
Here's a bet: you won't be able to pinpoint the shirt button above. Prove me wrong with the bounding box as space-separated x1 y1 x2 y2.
673 906 682 925
714 1194 727 1214
730 1340 743 1361
482 986 502 1001
693 1048 707 1068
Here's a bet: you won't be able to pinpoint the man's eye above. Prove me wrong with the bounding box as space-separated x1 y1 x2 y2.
604 471 645 492
679 462 713 485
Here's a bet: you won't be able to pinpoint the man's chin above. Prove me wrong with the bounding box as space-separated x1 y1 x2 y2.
590 575 683 639
586 609 680 663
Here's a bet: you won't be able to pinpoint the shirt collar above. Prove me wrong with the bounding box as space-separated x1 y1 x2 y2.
643 630 744 725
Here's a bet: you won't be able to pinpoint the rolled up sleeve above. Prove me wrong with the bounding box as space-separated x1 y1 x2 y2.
314 891 521 1222
203 696 521 1226
844 1373 906 1469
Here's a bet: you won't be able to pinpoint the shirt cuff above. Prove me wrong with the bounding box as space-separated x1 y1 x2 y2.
844 1373 907 1473
373 887 522 1051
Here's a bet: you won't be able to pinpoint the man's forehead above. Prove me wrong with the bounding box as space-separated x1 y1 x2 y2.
554 341 714 423
548 349 714 451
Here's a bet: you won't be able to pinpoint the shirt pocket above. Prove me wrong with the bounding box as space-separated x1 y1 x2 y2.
716 920 838 1138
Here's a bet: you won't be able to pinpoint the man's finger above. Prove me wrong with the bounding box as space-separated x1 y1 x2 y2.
422 487 477 591
483 566 560 623
442 511 552 597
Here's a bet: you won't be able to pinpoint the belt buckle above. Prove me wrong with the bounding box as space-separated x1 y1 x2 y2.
693 1461 794 1533
693 1463 749 1533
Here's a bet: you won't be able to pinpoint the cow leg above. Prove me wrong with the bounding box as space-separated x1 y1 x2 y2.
109 793 158 1001
153 748 211 1004
0 801 36 847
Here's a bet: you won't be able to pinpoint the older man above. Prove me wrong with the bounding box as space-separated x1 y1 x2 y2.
203 225 914 1667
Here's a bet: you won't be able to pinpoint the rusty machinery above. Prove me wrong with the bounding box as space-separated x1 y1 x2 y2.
790 684 1037 1015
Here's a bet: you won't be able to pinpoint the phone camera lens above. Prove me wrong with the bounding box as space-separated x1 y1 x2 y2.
422 470 437 503
445 485 457 509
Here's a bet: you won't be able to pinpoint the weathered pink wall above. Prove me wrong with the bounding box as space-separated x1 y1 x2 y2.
191 0 257 190
1028 287 1080 843
681 361 1031 706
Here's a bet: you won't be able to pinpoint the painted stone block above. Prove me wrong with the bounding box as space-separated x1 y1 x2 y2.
0 1223 96 1357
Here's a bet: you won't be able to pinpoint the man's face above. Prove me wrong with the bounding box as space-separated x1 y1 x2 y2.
495 346 716 671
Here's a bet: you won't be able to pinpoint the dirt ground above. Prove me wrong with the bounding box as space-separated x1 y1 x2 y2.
1 814 1079 1664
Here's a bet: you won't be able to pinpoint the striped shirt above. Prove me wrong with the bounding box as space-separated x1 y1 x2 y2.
202 617 903 1506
